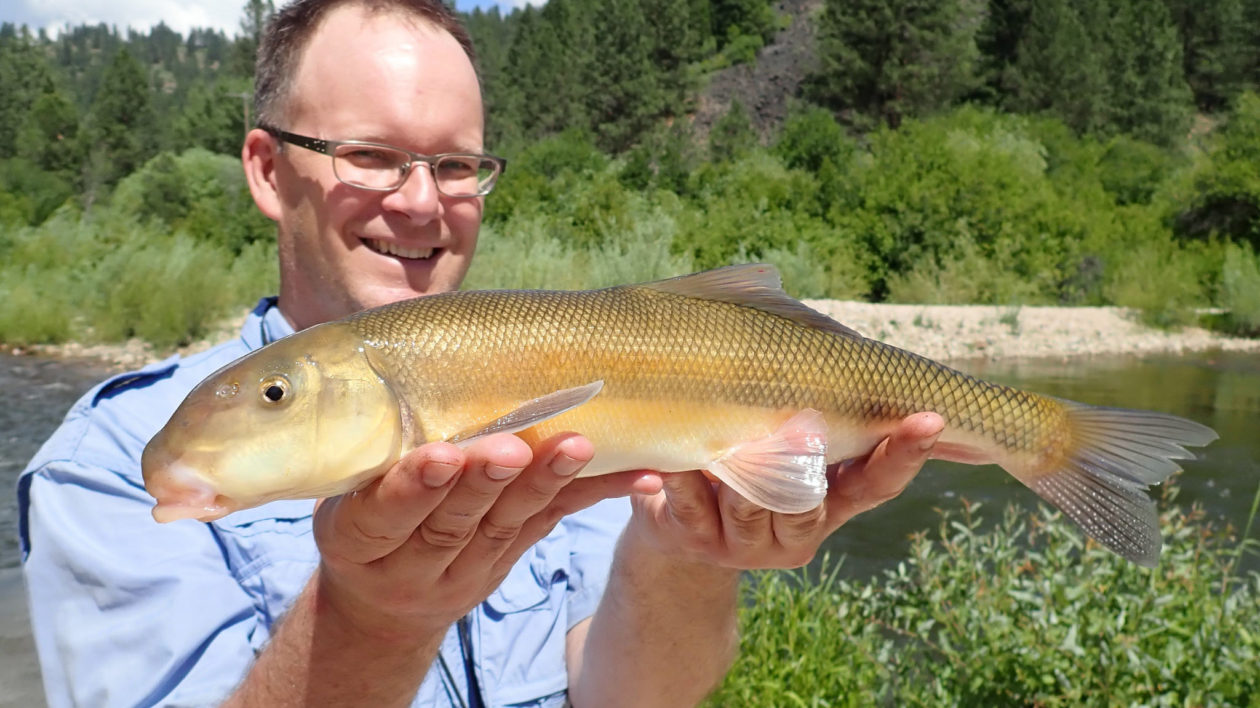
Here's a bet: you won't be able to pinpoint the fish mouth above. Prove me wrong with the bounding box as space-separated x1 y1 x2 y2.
142 447 233 523
363 238 437 260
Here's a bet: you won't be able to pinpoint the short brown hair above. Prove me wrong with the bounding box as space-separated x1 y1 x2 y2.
253 0 478 128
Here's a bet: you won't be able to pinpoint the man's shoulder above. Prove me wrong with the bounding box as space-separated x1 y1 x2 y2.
23 339 251 481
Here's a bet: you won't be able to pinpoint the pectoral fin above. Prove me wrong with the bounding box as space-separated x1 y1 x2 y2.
706 409 829 514
448 381 605 446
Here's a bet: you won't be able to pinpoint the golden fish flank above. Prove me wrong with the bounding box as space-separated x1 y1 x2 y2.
141 264 1218 567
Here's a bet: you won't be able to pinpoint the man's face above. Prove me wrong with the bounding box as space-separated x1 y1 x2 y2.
266 6 486 330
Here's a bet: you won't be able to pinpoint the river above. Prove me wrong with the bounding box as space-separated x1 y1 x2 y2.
2 350 1258 703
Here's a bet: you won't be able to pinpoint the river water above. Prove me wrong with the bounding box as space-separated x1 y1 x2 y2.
2 350 1258 702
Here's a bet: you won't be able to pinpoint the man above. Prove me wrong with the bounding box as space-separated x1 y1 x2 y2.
18 1 944 706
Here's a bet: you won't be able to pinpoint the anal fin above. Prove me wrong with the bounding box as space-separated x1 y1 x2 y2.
706 409 828 514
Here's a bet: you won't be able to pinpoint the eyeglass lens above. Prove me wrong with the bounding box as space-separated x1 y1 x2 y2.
332 144 498 196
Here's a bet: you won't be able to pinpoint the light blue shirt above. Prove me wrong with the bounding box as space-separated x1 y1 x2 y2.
17 297 631 708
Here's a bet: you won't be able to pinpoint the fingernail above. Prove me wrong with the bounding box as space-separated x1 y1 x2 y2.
422 460 460 488
552 452 585 477
486 463 522 481
918 432 942 452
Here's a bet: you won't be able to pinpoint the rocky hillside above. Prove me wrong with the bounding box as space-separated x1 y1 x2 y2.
691 0 824 143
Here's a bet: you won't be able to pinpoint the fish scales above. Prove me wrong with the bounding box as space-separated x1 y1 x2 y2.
142 264 1218 567
347 285 1066 460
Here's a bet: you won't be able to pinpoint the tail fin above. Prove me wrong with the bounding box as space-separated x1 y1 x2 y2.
1011 403 1218 567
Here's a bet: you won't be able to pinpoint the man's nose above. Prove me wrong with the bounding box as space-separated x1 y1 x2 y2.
383 162 441 216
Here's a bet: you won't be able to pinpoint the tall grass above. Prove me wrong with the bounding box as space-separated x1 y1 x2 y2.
706 491 1260 707
0 207 276 348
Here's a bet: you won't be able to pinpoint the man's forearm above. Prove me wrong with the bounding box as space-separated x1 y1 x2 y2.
222 573 444 708
571 524 742 708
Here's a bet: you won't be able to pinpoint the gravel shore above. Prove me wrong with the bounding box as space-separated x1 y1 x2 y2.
15 302 1260 371
803 301 1260 362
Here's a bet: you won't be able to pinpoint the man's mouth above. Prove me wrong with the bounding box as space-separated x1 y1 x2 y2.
364 238 435 260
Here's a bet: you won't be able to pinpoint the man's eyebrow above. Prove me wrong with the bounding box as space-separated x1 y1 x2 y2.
353 134 485 154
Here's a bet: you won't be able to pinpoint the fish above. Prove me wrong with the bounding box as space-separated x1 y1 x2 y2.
141 264 1218 566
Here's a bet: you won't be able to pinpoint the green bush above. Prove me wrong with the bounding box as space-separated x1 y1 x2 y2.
707 492 1260 706
1221 242 1260 335
773 105 856 174
109 148 273 253
1175 91 1260 247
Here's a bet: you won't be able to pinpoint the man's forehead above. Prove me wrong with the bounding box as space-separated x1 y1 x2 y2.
286 6 480 119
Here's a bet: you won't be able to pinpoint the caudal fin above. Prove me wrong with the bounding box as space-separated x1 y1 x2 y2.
1011 403 1217 567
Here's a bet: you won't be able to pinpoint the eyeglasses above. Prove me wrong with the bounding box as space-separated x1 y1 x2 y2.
260 125 507 198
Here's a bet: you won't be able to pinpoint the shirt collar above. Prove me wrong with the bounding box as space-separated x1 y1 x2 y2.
240 296 297 351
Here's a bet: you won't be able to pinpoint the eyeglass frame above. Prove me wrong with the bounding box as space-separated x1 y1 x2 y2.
258 124 507 197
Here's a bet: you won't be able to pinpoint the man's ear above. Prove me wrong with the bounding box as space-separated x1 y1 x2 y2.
242 128 282 222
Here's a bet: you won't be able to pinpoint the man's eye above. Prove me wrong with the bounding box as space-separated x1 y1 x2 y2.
341 148 400 168
437 158 478 177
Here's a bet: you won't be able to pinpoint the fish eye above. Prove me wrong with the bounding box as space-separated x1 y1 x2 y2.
260 376 290 405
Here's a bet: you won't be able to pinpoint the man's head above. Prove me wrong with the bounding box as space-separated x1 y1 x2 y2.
242 0 488 331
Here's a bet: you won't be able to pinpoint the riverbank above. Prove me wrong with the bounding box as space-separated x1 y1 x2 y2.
9 301 1260 372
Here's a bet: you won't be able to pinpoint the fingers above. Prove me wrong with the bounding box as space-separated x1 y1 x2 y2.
443 433 592 579
316 442 464 565
716 482 773 554
405 433 532 562
827 412 943 529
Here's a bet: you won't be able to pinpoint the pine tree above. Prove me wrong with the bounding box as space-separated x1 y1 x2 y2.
0 37 57 158
806 0 981 129
172 77 251 155
1102 0 1193 145
230 0 275 78
641 0 699 115
16 89 82 176
1167 0 1246 112
82 47 158 195
502 0 595 140
1008 0 1109 135
587 0 662 151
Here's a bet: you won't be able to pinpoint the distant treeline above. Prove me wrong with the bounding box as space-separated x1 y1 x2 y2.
4 0 1260 348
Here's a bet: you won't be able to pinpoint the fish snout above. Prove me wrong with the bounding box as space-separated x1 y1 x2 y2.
141 442 230 523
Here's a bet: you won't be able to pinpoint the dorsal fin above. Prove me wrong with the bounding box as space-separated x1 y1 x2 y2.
636 264 863 339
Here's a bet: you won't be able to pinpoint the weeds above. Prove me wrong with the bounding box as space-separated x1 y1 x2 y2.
707 492 1260 707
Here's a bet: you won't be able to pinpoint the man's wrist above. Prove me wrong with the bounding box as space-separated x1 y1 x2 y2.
310 566 452 652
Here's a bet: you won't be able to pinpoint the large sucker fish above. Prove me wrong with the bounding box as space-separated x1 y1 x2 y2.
141 264 1218 566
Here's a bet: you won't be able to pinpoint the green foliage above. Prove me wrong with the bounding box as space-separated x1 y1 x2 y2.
171 77 251 155
1095 135 1179 205
16 89 82 176
1166 0 1248 112
1220 242 1260 334
708 100 758 162
772 106 855 174
0 35 57 158
0 158 74 226
1100 213 1216 329
706 496 1260 706
0 210 276 348
1176 91 1260 247
81 47 159 194
109 148 274 253
831 109 1093 301
806 0 981 129
710 0 776 48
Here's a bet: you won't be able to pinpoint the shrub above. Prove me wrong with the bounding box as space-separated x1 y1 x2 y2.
707 492 1260 706
1220 242 1260 335
774 105 856 174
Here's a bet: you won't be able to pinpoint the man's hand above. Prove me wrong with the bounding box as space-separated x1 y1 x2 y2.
627 412 945 570
312 432 658 639
225 432 659 708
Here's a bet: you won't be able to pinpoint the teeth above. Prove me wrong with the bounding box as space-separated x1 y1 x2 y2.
365 239 435 260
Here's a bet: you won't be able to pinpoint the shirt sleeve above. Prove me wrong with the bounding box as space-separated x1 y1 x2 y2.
559 497 632 630
23 459 264 708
